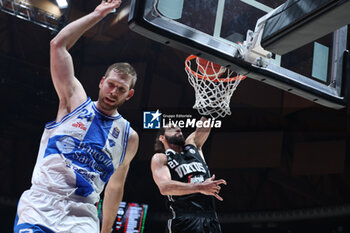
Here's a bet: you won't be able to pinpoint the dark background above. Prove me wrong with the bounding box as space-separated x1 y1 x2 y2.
1 0 350 232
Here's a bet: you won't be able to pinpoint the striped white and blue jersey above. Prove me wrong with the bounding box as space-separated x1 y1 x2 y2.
31 97 131 204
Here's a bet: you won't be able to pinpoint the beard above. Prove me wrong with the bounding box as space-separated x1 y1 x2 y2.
97 92 126 113
165 134 185 146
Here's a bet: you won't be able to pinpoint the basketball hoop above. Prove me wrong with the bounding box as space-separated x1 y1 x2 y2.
185 55 246 119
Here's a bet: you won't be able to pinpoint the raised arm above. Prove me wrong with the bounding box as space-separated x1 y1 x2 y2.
151 153 226 200
101 129 139 233
185 117 211 155
50 0 122 121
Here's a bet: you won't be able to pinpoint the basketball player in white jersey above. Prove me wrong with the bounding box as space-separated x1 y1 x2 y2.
151 117 227 233
14 1 138 233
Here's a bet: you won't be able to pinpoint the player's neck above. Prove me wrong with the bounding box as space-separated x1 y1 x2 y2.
95 101 119 116
167 144 183 154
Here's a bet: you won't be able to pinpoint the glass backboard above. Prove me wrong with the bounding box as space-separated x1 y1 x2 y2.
128 0 349 109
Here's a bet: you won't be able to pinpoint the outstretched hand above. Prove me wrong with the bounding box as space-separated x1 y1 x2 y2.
95 0 122 17
199 175 227 201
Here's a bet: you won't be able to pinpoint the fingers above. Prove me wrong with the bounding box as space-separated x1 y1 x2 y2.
210 182 223 201
215 179 227 185
214 184 221 193
202 175 226 201
101 0 121 6
210 175 227 185
214 192 223 201
210 179 226 188
212 176 225 201
204 175 215 183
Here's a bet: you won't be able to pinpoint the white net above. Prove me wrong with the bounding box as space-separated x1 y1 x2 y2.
185 55 245 119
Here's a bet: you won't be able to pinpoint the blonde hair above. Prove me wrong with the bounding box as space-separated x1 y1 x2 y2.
105 63 137 89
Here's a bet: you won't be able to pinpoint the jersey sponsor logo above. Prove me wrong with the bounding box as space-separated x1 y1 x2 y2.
52 136 114 181
174 162 206 178
65 161 96 182
112 126 120 139
188 148 196 154
184 146 197 154
188 174 204 183
72 121 87 131
76 142 113 167
108 139 116 147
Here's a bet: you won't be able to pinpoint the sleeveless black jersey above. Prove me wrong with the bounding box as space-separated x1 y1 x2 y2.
165 144 216 214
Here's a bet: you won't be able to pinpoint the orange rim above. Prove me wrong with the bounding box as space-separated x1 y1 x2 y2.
185 55 246 82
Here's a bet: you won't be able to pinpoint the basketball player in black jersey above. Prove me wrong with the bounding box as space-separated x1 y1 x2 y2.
151 117 227 233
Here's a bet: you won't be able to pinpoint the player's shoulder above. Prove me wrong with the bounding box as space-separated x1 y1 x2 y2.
129 127 138 138
127 127 139 146
152 152 167 164
117 115 136 138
